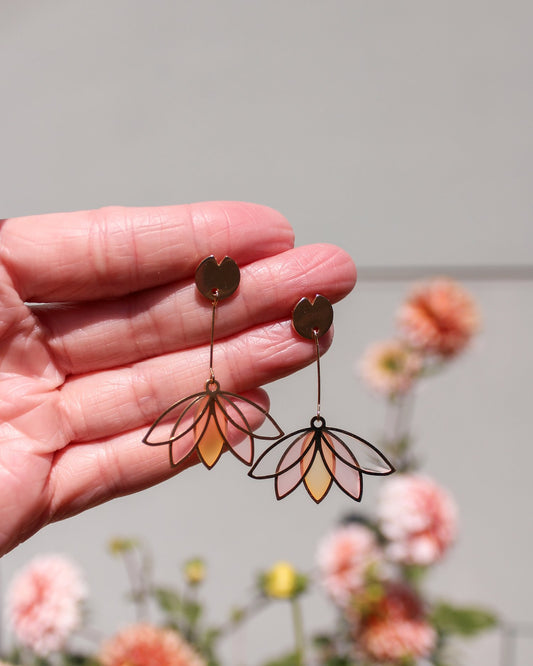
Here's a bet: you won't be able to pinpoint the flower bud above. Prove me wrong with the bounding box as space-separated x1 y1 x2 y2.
183 558 206 586
262 561 307 600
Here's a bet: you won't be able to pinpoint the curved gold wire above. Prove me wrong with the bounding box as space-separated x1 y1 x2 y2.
143 256 284 469
249 294 395 502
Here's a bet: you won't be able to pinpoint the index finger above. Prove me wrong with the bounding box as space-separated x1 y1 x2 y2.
0 201 294 302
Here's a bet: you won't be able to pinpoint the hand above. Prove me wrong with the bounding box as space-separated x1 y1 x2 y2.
0 202 356 555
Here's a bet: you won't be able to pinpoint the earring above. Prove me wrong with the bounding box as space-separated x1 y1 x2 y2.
143 255 284 469
249 295 394 503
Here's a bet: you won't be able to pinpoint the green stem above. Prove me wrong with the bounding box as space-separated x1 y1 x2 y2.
123 548 150 622
291 598 305 666
184 583 199 644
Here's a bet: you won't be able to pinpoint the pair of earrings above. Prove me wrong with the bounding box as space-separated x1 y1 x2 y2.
143 256 394 503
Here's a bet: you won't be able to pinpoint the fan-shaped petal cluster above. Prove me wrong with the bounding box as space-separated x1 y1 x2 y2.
250 416 394 503
143 381 283 469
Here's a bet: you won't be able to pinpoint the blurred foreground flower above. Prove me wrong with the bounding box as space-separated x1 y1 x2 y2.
261 561 308 600
183 558 206 586
100 623 205 666
357 582 436 663
398 278 479 357
6 554 86 656
317 524 382 606
378 475 458 565
360 339 422 397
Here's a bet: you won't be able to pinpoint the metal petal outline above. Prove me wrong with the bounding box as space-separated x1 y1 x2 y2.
249 428 314 479
143 384 284 469
249 416 394 502
323 428 395 476
320 430 363 502
274 431 318 499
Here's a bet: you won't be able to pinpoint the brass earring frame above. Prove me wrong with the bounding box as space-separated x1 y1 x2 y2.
249 295 395 503
143 256 284 469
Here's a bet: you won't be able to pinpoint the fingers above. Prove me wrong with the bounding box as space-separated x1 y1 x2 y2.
38 243 356 375
47 389 270 523
0 202 294 301
59 320 333 444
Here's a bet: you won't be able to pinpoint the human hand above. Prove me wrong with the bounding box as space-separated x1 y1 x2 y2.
0 202 356 556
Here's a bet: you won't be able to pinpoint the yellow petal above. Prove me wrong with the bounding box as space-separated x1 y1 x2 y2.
301 433 335 502
195 398 226 468
264 561 297 599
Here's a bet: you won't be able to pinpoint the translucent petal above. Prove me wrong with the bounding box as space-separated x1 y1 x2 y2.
143 392 205 445
215 395 254 464
195 398 226 468
302 440 334 503
249 429 311 479
321 432 362 501
169 436 197 468
274 431 316 499
326 428 394 475
218 391 284 440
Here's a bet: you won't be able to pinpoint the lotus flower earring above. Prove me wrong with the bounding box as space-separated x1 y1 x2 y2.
143 256 284 469
249 295 395 503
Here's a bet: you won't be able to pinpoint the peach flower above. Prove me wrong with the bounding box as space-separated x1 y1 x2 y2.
317 524 382 606
378 475 458 565
398 278 479 357
359 339 422 396
6 554 87 656
357 582 436 662
99 623 205 666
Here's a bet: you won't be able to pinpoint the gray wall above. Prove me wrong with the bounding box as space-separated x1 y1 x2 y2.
1 2 532 664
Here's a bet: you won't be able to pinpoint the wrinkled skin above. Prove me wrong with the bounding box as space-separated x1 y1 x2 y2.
0 202 356 556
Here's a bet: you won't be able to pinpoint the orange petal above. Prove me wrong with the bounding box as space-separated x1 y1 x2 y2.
195 398 226 468
301 434 335 502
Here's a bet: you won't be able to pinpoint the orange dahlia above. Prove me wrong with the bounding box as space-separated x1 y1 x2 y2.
99 623 205 666
317 524 382 606
359 339 422 396
357 582 436 662
398 278 479 357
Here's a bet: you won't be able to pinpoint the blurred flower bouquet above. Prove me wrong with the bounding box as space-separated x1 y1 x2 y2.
1 279 497 666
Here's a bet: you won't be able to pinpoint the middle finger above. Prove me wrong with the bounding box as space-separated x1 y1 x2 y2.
37 243 356 376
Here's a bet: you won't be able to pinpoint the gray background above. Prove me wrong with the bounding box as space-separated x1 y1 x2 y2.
1 1 532 664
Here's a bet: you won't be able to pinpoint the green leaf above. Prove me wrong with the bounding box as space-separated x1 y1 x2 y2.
62 656 101 666
312 633 334 649
230 605 246 623
34 658 52 666
152 586 182 615
401 563 428 586
196 627 223 665
108 537 139 555
262 652 300 666
182 598 203 624
201 626 222 646
432 602 498 637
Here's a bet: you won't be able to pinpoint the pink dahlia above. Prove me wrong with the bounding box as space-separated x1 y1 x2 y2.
359 339 422 397
378 475 458 565
317 524 382 606
397 278 479 357
357 582 436 662
99 623 205 666
6 554 87 655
